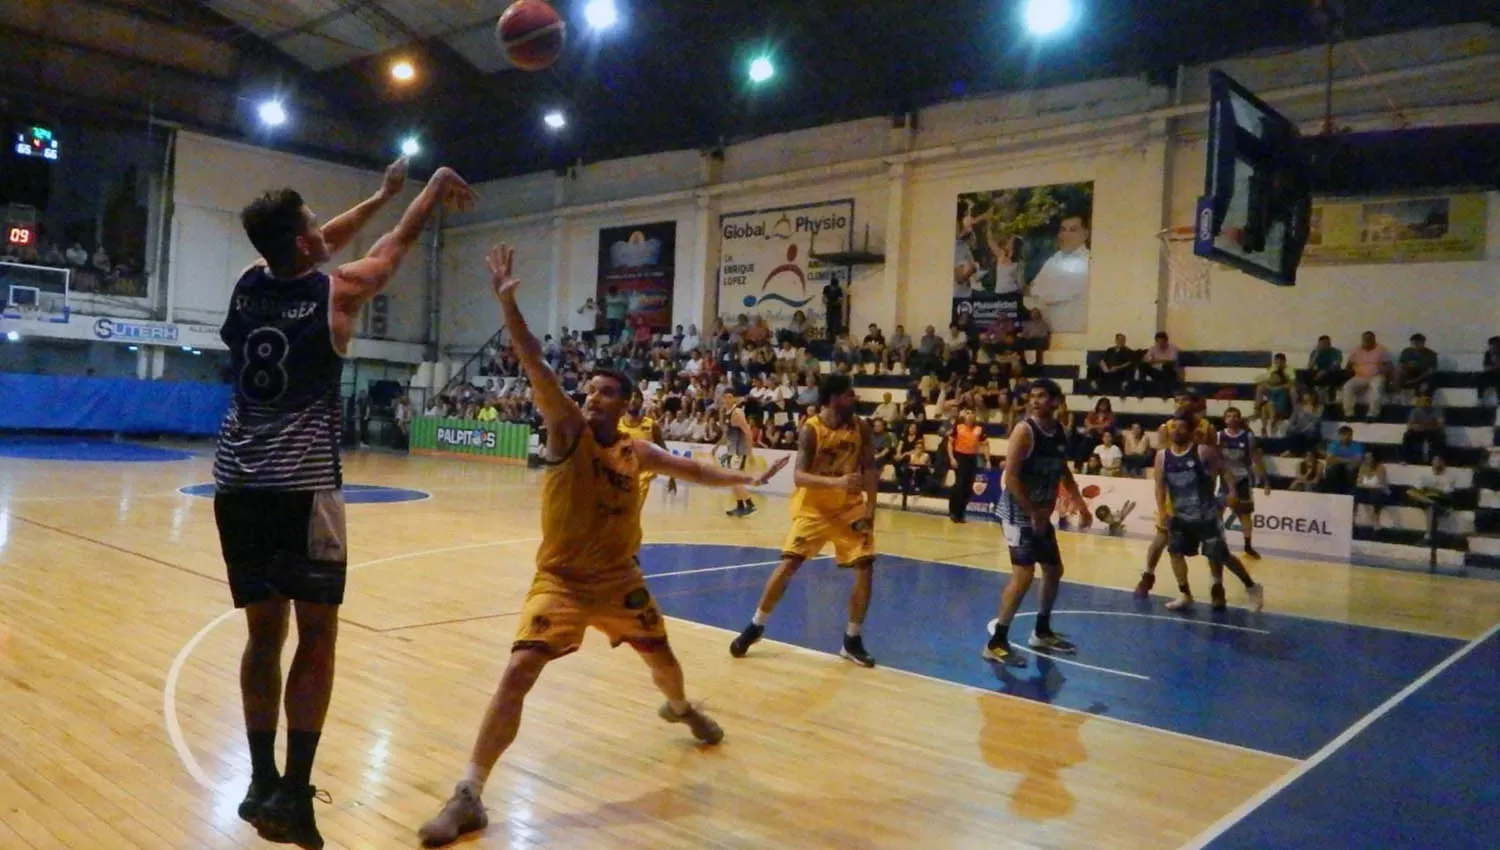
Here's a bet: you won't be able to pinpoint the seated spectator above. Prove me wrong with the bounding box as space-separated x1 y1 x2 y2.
914 325 944 374
1090 333 1139 396
860 324 887 364
1139 332 1179 397
832 333 857 366
896 423 931 494
1482 335 1500 407
1402 394 1447 465
1300 334 1345 404
1018 308 1051 365
1121 422 1153 477
779 310 810 347
1355 453 1390 527
1093 430 1124 477
1321 425 1364 494
1340 331 1393 419
65 242 89 267
1083 454 1104 476
873 392 901 423
886 324 912 369
1289 448 1324 491
1076 398 1116 466
1408 455 1456 544
680 324 701 353
1282 390 1325 456
1395 333 1439 399
871 418 896 473
1254 353 1296 435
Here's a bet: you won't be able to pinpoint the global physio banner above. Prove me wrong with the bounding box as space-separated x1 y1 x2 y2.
410 417 531 463
717 199 853 328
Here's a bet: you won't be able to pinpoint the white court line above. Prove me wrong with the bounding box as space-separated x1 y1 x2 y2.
647 557 828 580
162 536 541 791
986 616 1150 680
1177 621 1500 849
1010 610 1274 635
668 615 1298 764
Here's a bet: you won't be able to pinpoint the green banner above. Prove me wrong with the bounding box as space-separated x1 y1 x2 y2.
410 417 531 463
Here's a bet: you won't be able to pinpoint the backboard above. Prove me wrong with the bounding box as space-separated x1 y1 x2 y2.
1195 70 1312 286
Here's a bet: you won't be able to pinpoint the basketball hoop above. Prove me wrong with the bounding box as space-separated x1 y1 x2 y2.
1158 225 1212 307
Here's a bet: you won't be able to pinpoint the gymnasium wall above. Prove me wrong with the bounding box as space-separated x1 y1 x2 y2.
168 132 431 344
434 23 1500 357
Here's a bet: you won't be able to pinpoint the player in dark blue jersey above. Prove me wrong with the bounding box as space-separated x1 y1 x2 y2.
1217 406 1270 559
984 378 1091 666
1155 414 1265 614
218 157 474 849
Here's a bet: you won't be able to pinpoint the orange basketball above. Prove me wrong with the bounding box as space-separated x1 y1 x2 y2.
496 0 566 71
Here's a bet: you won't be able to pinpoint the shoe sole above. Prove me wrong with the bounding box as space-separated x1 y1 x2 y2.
839 648 876 668
1027 641 1077 655
729 634 761 657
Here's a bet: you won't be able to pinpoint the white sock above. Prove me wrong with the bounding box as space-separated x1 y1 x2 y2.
751 610 768 627
462 762 491 793
846 622 861 637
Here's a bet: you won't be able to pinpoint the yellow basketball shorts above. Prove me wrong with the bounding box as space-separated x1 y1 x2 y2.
512 566 668 658
781 504 876 568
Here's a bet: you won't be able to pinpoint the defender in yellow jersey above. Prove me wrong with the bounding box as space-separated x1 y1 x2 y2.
728 373 882 668
419 244 788 848
1136 390 1220 599
617 393 674 499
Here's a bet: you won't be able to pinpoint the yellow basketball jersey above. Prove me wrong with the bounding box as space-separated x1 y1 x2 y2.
791 415 866 516
1157 417 1217 449
617 415 658 486
534 427 643 578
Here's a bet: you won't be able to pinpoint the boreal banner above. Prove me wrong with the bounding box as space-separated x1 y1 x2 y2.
953 181 1093 334
718 199 853 328
597 221 676 332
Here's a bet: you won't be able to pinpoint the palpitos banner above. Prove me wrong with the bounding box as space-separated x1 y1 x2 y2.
717 200 853 328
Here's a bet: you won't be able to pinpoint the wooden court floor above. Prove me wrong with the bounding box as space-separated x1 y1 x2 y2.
2 448 1498 849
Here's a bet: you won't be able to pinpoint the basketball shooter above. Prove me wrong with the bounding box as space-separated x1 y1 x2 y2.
618 392 675 498
984 379 1091 666
216 159 474 848
1218 406 1270 559
728 374 879 667
1133 391 1217 598
419 245 788 847
1155 415 1265 613
721 394 758 516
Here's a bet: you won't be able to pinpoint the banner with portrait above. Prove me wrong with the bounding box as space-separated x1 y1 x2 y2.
953 182 1093 334
718 200 853 329
597 221 676 332
1303 193 1487 265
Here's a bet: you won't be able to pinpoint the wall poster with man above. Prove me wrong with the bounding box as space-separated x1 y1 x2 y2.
952 181 1093 334
597 221 677 332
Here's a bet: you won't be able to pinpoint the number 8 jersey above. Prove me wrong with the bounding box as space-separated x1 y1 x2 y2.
214 264 344 491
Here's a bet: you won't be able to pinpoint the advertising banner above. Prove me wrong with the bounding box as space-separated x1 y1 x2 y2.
597 221 676 332
977 473 1353 561
954 182 1093 333
717 200 853 328
410 418 531 464
1304 193 1487 265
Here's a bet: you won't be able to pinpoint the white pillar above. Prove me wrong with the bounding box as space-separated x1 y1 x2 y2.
135 346 149 379
548 215 567 336
689 194 718 332
148 346 166 379
882 161 908 332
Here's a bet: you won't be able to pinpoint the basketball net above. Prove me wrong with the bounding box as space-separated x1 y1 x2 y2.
1159 226 1212 307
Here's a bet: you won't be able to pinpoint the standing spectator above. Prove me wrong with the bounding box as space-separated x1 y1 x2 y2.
1090 333 1139 396
1481 335 1500 407
822 275 845 338
603 286 629 341
1402 394 1447 465
1139 332 1180 397
575 296 599 342
1321 425 1364 494
1302 334 1345 403
1395 333 1439 400
947 409 989 523
1340 331 1393 419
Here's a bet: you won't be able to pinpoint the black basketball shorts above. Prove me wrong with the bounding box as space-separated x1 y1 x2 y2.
214 489 348 607
1167 515 1231 562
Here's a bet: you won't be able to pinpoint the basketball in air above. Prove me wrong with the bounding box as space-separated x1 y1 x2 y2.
496 0 566 71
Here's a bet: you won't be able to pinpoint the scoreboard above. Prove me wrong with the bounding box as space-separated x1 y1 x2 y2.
14 126 58 161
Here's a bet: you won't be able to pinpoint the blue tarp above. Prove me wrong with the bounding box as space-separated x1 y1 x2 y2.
0 373 232 435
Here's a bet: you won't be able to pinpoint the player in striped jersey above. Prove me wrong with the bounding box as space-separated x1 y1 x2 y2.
215 158 474 848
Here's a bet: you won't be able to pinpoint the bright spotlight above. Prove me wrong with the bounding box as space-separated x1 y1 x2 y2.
1023 0 1074 36
5 331 19 342
400 137 421 157
257 100 287 127
748 56 774 84
391 60 416 81
543 110 567 130
583 0 618 30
